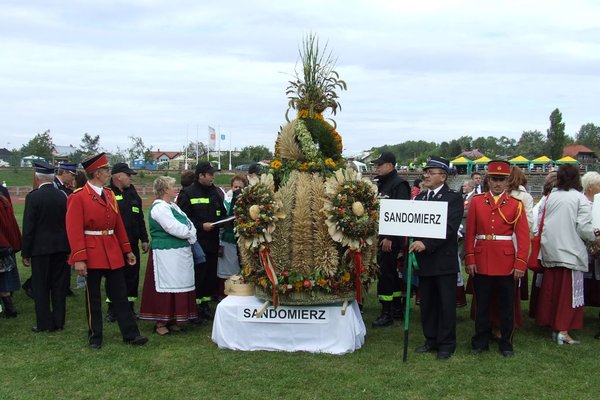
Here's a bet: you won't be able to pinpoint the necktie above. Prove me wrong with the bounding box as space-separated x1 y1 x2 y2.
427 191 434 201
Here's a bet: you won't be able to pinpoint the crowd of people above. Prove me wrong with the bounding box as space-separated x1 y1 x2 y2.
2 152 600 358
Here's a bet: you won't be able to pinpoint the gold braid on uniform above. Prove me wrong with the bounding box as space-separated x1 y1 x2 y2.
498 200 522 225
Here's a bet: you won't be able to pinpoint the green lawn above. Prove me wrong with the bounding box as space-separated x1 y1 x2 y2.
2 203 600 399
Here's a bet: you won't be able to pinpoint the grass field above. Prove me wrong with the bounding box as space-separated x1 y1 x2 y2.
2 203 600 400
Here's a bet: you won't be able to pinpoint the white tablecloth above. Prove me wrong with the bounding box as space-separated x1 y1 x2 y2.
211 295 366 355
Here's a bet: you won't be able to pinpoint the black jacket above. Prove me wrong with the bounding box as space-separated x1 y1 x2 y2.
21 183 70 258
54 176 73 196
109 182 149 245
376 170 411 243
177 181 226 253
413 184 463 277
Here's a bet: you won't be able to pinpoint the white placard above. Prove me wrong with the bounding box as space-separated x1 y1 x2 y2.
237 305 330 324
378 198 448 239
592 193 600 230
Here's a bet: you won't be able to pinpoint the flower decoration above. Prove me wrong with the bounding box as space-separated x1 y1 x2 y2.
323 168 379 250
234 174 285 250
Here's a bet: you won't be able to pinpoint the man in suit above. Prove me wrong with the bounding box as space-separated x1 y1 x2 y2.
464 160 529 357
410 156 463 360
21 161 71 332
65 153 147 349
471 172 483 194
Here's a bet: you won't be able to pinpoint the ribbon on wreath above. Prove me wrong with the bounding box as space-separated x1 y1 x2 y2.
349 249 363 304
258 245 279 307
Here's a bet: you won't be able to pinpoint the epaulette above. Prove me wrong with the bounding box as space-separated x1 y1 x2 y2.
73 187 83 193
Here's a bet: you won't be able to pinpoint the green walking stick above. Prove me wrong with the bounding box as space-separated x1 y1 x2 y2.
403 238 419 362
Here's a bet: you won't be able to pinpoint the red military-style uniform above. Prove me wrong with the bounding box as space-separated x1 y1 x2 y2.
66 183 132 269
465 191 529 274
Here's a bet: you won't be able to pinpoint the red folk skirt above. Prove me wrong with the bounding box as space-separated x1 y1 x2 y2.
535 267 584 331
139 251 198 323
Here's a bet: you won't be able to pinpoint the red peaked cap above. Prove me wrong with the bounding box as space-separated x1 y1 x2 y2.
82 153 109 173
487 160 511 176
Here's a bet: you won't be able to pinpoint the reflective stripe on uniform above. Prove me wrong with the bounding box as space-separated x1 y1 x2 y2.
131 206 140 213
115 194 123 200
378 295 394 302
190 198 210 204
392 291 402 298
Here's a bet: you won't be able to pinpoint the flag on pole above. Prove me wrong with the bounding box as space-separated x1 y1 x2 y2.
208 126 216 151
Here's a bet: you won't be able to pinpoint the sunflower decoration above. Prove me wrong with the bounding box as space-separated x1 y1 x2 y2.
323 169 379 250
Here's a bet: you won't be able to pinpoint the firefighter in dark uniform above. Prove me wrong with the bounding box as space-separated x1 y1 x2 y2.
65 153 147 349
372 151 411 327
104 162 149 322
22 161 71 332
54 162 77 196
465 160 529 357
409 156 464 360
177 161 226 321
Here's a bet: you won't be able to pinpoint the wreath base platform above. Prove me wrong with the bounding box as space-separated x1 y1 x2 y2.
254 287 356 306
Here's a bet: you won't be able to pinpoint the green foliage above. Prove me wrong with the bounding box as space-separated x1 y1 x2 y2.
516 130 546 158
286 33 347 120
19 129 54 160
302 117 341 161
234 145 273 164
79 133 101 156
128 136 154 163
546 108 568 159
575 123 600 153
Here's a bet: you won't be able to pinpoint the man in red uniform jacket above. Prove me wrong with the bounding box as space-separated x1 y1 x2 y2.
66 153 148 350
465 160 529 357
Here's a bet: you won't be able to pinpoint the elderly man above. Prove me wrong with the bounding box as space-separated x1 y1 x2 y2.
371 151 411 327
104 162 149 321
22 161 71 332
409 156 463 360
65 153 147 349
465 160 529 357
54 162 77 196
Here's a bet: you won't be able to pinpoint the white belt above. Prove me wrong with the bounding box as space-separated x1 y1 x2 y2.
475 234 512 241
84 230 114 236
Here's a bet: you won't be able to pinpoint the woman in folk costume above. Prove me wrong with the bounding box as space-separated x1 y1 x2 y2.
536 164 599 344
581 171 600 339
0 190 21 318
139 176 201 335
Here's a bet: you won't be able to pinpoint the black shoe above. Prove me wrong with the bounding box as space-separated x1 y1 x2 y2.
471 347 489 355
198 303 214 321
125 335 148 346
392 307 404 320
594 332 600 340
415 344 436 353
89 343 102 350
500 350 514 358
105 303 116 322
66 288 75 297
372 313 394 328
436 351 453 360
1 296 17 318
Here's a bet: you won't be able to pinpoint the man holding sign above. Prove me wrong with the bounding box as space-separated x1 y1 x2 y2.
409 156 463 360
464 160 529 357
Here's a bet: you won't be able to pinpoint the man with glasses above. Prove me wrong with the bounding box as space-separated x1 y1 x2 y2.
66 153 148 349
371 151 410 327
464 160 529 357
409 156 463 360
104 163 149 322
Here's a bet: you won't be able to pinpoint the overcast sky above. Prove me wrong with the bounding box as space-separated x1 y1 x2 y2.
1 0 599 156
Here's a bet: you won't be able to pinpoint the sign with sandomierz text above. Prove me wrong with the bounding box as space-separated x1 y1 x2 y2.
378 199 448 239
238 305 330 324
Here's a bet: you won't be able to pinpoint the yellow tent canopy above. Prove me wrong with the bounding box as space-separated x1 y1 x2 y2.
450 156 472 164
509 155 529 164
555 156 579 164
473 156 491 164
531 155 552 163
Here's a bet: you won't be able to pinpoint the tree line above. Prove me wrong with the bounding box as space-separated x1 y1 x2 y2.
371 108 600 165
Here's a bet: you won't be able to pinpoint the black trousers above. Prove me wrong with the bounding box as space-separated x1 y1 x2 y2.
105 245 140 303
31 253 70 331
376 244 402 302
419 273 457 352
85 268 141 345
194 251 218 302
472 274 515 351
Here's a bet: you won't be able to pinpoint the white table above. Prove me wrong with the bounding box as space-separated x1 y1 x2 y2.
211 295 366 355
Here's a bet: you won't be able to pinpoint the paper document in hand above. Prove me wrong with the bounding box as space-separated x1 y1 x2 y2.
210 216 236 226
592 193 600 229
